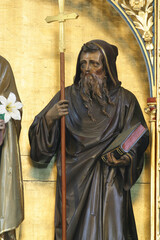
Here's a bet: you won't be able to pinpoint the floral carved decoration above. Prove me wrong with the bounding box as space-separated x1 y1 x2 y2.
113 0 154 64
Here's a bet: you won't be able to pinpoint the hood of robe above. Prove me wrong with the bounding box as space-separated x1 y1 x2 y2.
74 40 121 88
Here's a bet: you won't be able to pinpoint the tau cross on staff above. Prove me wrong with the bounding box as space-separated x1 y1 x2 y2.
45 1 78 239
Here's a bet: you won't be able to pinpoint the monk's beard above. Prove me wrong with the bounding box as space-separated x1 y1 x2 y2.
78 72 113 121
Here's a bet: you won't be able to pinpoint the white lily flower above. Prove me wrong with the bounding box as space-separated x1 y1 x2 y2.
0 92 23 123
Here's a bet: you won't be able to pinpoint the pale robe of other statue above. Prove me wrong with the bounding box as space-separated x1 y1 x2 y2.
0 56 24 239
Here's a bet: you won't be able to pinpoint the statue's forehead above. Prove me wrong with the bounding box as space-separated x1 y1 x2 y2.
80 51 103 62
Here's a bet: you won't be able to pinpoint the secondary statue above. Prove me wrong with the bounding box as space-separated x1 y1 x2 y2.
0 57 24 240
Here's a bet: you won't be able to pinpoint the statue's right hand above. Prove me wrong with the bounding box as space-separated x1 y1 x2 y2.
45 100 69 128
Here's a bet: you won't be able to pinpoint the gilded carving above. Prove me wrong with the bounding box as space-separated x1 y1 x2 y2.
158 196 160 207
144 97 156 122
112 0 154 64
129 0 145 11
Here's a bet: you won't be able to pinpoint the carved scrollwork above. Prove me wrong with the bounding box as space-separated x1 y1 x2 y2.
112 0 154 64
158 196 160 208
144 97 156 122
158 161 160 171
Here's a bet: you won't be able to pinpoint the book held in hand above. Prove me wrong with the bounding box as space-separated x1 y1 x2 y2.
101 122 147 163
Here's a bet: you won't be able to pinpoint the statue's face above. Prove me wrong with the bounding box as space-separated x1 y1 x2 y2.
80 50 105 77
79 50 110 120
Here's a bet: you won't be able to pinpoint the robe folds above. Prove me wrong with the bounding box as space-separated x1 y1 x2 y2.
29 83 149 240
0 56 24 235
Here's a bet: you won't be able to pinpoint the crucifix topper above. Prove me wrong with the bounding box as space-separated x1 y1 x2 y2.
45 1 79 239
45 0 78 52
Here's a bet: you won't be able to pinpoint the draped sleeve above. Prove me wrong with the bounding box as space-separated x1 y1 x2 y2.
29 91 61 166
119 88 149 190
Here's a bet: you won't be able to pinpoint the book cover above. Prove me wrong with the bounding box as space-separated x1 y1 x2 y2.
101 122 147 163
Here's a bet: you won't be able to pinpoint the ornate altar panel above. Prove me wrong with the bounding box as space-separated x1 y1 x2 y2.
0 0 158 239
104 1 158 239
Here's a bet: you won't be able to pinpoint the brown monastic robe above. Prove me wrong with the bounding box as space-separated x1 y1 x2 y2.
29 40 149 240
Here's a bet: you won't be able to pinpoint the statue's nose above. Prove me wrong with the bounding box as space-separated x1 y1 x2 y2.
86 63 91 73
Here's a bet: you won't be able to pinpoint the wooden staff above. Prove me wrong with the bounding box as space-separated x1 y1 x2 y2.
45 1 78 239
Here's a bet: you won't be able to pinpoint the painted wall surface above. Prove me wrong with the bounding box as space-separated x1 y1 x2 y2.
0 0 150 239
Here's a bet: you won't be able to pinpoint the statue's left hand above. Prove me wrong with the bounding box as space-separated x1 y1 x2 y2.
106 152 131 167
